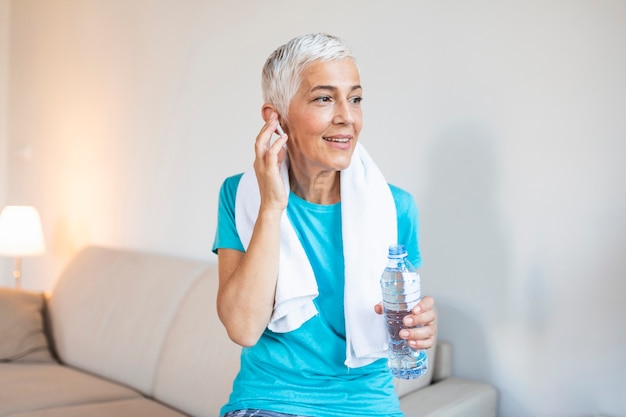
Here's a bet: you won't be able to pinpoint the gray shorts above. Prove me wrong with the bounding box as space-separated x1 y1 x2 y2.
223 410 308 417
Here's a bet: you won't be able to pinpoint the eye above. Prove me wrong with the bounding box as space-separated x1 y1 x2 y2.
313 96 332 103
350 96 363 104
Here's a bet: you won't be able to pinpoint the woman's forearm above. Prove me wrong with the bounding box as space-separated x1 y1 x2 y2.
216 207 282 347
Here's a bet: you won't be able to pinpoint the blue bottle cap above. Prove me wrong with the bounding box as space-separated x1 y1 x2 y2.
388 244 407 258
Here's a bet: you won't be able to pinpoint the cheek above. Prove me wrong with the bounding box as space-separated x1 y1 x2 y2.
288 114 328 139
354 110 363 131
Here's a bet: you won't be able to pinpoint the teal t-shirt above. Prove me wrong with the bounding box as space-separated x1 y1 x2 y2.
212 173 421 417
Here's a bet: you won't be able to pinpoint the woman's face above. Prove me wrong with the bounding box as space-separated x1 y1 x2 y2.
284 58 363 175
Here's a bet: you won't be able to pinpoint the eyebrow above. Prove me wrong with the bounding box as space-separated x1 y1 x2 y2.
311 84 362 93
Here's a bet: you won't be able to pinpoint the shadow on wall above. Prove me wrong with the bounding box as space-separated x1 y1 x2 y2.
421 121 509 386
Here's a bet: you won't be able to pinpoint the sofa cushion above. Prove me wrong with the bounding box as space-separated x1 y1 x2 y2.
6 398 187 417
0 363 142 416
0 288 55 363
399 377 498 417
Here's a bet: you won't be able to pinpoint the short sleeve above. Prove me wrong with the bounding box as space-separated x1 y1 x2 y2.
389 184 422 268
212 173 245 254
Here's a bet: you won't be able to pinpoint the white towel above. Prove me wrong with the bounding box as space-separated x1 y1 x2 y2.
235 143 397 367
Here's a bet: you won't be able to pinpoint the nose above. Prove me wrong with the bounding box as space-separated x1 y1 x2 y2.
332 99 356 125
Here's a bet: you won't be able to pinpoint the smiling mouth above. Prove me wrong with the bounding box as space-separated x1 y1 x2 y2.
323 137 350 143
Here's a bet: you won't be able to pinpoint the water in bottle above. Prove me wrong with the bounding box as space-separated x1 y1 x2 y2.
380 244 428 379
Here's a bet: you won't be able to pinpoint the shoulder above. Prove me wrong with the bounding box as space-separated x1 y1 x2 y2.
388 183 421 267
221 172 244 190
388 183 417 214
388 183 413 199
219 173 244 199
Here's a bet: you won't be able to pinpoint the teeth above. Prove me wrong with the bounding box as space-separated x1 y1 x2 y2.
323 137 349 143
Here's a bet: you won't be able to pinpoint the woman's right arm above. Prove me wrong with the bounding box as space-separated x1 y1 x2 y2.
216 113 288 347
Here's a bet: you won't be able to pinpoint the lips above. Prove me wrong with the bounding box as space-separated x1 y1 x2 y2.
323 135 351 143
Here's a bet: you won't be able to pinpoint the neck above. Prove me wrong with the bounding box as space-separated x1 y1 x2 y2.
289 169 341 205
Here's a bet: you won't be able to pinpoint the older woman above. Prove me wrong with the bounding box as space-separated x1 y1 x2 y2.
213 33 436 417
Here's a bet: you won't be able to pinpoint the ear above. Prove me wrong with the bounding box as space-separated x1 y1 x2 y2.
261 103 278 122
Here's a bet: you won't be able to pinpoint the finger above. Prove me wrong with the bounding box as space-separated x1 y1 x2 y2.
399 323 435 340
413 296 435 314
255 114 279 155
373 302 383 315
270 132 288 153
400 323 437 349
277 138 289 165
404 307 436 325
402 296 435 326
408 335 435 350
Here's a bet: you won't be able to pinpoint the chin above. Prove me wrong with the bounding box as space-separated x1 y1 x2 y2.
332 156 354 171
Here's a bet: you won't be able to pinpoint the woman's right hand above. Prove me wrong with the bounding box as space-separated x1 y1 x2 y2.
253 112 289 213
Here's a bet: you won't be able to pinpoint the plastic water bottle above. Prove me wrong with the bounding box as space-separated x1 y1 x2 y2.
380 244 428 379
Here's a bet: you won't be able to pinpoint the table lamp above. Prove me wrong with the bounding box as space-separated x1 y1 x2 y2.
0 206 46 288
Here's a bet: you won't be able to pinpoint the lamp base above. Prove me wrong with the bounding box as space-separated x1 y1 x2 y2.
13 256 22 289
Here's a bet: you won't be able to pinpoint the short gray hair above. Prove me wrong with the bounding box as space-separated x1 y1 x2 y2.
262 33 356 120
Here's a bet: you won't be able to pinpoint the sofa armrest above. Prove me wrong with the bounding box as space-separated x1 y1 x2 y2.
400 377 498 417
432 340 452 383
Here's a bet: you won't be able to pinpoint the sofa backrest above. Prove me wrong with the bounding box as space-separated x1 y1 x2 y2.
48 246 241 416
152 265 241 415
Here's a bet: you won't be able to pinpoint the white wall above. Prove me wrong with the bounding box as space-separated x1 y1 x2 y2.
4 1 626 416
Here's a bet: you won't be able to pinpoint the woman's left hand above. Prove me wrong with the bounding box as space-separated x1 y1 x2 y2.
374 295 437 350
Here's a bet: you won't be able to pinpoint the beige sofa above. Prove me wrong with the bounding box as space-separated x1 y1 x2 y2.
0 246 497 417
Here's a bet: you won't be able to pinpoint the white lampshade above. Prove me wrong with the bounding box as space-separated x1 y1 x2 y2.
0 206 46 256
